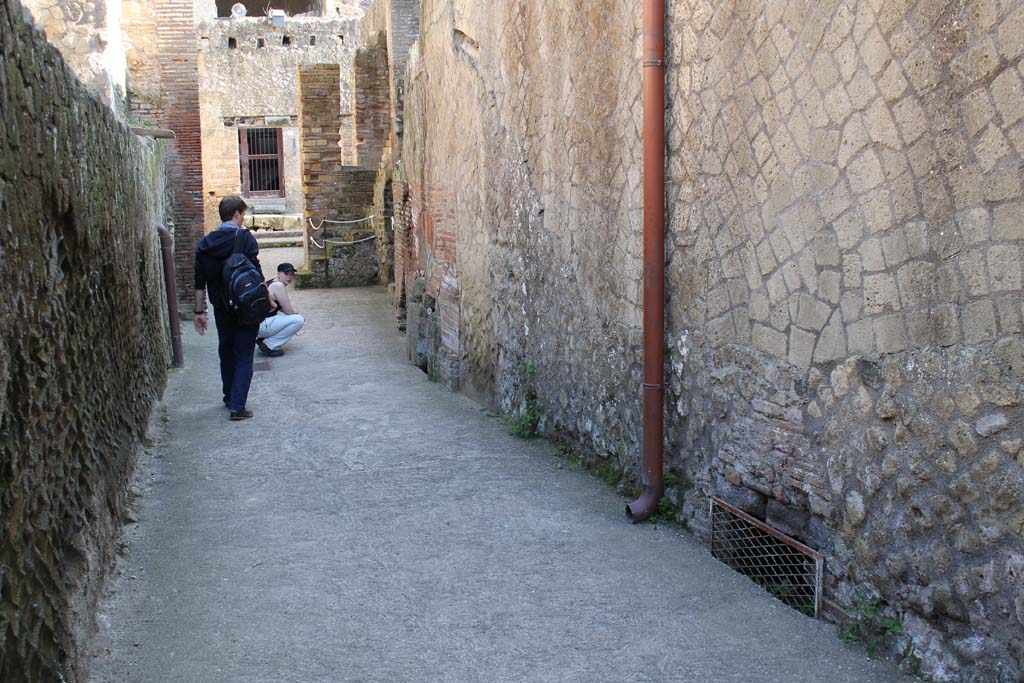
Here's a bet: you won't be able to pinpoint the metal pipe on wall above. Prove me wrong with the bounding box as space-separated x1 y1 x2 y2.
157 225 185 368
626 0 666 523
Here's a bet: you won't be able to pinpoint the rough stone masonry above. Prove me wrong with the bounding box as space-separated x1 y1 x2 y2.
0 0 171 679
373 0 1024 680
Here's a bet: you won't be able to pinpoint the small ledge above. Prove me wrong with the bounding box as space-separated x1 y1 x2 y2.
130 127 176 139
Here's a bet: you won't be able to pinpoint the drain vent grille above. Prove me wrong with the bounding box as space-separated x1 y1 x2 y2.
709 496 823 618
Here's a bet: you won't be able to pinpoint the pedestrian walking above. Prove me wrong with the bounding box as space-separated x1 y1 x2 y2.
193 196 264 421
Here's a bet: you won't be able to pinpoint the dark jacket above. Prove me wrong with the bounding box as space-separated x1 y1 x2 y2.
194 223 263 310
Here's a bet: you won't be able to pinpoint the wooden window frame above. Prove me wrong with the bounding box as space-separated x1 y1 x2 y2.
238 127 285 198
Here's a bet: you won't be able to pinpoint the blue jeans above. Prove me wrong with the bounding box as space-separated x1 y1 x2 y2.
213 307 259 412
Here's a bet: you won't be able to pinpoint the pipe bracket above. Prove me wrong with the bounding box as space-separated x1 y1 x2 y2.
642 60 666 67
642 383 664 390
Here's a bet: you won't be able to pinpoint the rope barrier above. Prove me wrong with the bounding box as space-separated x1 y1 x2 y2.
309 234 378 249
308 215 376 230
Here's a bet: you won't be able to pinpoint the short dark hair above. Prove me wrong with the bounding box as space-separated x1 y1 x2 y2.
218 196 248 222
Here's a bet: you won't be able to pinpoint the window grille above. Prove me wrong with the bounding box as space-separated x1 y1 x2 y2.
239 127 284 197
709 496 823 618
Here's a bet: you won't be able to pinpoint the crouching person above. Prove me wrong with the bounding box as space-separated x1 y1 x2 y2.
257 263 305 357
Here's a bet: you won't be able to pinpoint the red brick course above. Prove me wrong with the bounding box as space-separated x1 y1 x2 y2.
155 0 203 301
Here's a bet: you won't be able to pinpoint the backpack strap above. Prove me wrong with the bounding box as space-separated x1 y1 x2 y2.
232 227 248 255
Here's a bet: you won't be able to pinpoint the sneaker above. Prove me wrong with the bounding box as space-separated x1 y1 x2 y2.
257 340 284 357
229 409 254 421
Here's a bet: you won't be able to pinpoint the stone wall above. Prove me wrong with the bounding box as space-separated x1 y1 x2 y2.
394 0 1024 680
664 3 1023 678
196 16 359 228
20 0 127 111
0 0 171 679
121 0 160 118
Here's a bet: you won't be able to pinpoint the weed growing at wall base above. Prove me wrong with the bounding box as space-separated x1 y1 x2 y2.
509 362 543 438
837 593 903 658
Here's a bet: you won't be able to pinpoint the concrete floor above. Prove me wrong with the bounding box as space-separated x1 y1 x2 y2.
87 248 916 682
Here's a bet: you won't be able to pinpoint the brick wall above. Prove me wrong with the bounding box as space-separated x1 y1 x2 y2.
297 64 379 286
155 0 204 301
359 0 420 144
353 45 390 169
402 179 460 389
1 1 170 678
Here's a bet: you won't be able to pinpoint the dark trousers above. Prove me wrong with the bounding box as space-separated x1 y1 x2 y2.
213 307 259 412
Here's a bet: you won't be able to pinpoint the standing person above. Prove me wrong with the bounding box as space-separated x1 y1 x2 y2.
257 263 305 357
194 196 265 421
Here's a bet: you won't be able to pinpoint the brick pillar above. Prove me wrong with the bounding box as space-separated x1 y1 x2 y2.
155 0 203 301
299 63 345 249
353 46 389 171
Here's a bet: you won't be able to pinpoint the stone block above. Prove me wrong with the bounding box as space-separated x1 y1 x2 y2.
997 297 1023 335
882 229 910 267
813 232 841 267
864 272 900 314
845 490 866 526
796 293 832 331
908 136 939 177
913 304 960 347
976 413 1009 437
714 480 766 518
949 420 979 457
951 38 1001 91
789 326 818 370
897 261 936 308
782 261 802 291
975 124 1012 172
843 253 863 288
963 299 998 343
875 314 909 354
997 6 1024 60
859 238 885 272
838 114 870 168
961 88 996 137
833 210 864 249
985 163 1023 201
819 270 841 304
987 245 1022 291
814 312 847 363
962 248 991 296
753 324 787 359
990 68 1024 127
847 318 876 354
765 499 809 539
859 190 893 237
847 149 885 193
992 201 1023 241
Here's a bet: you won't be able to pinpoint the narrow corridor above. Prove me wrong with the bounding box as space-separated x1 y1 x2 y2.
87 257 913 683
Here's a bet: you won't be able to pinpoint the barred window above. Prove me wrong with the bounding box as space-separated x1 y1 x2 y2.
238 128 284 197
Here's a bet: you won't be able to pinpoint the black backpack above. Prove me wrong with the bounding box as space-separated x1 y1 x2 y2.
221 229 273 325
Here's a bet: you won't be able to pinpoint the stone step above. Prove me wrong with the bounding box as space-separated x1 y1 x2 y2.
255 235 306 248
254 228 304 239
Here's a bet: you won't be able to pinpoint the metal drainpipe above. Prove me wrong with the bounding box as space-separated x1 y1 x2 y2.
157 225 185 368
626 0 666 523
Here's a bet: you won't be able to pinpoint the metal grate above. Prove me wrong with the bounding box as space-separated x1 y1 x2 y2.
239 128 284 197
710 496 823 618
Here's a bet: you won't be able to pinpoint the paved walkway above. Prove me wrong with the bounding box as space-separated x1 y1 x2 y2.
88 249 914 683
